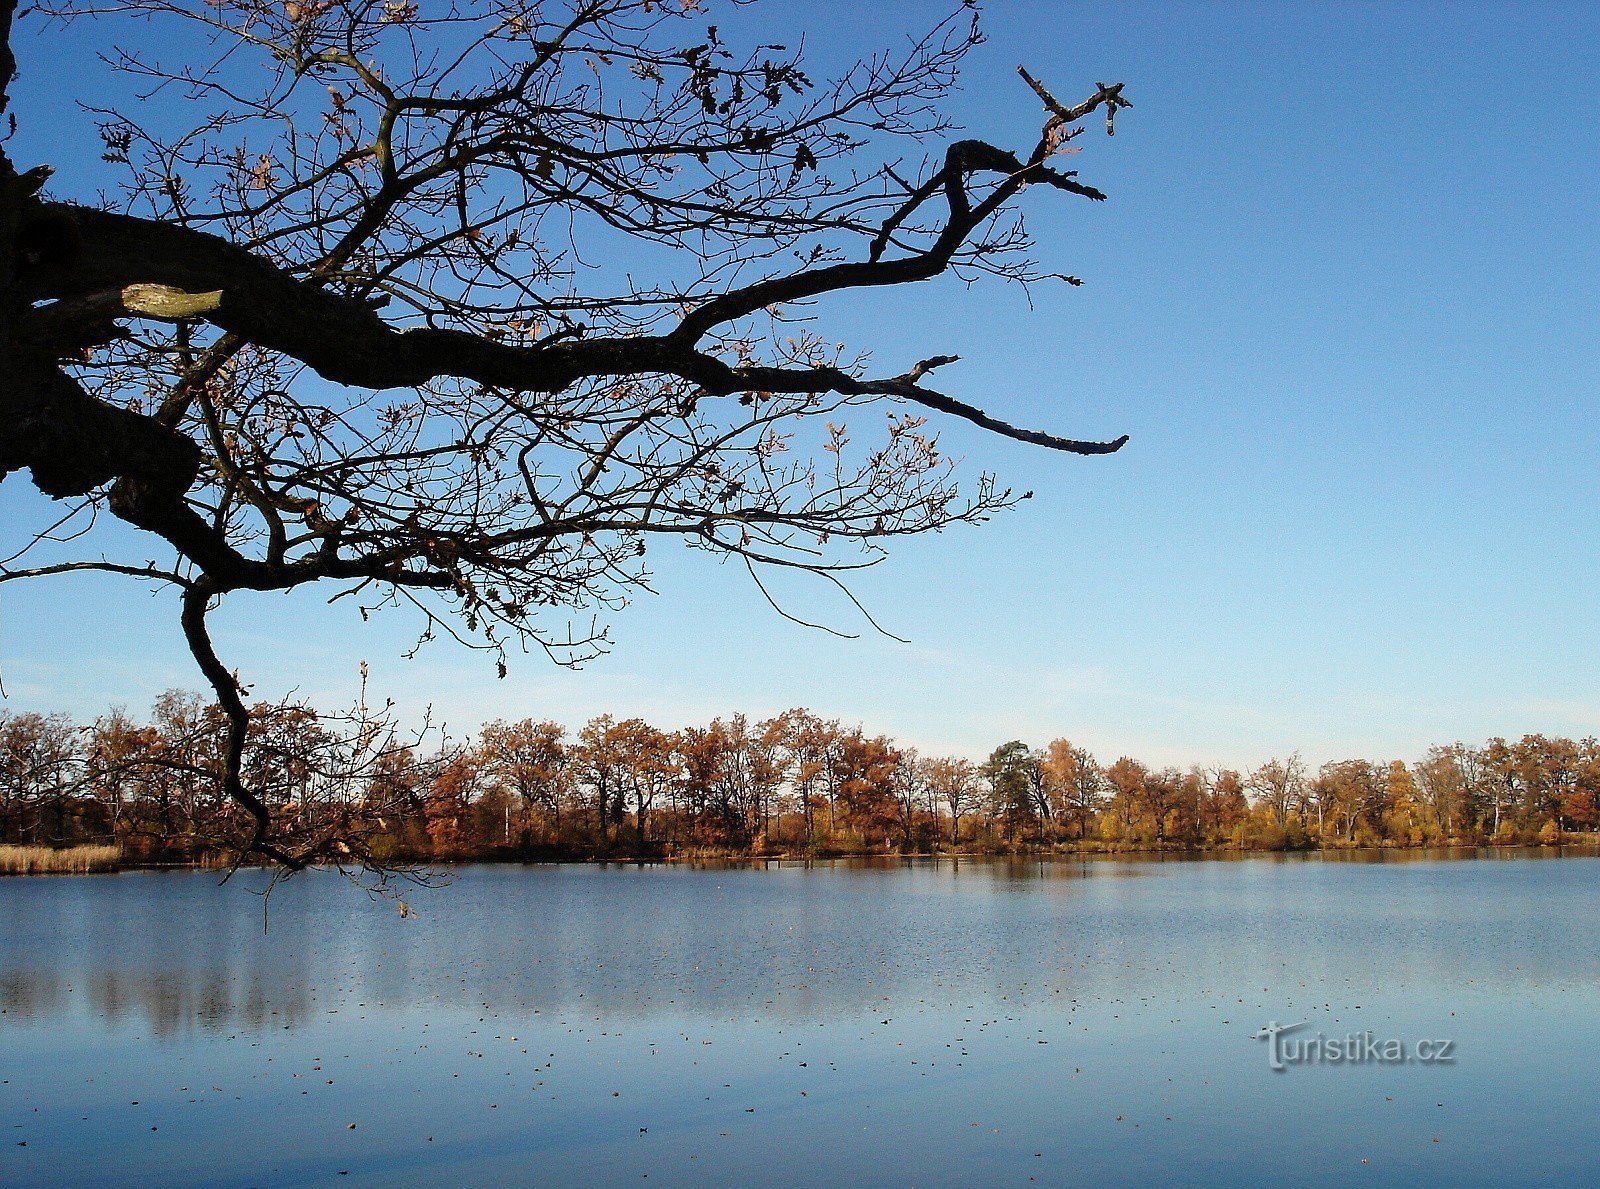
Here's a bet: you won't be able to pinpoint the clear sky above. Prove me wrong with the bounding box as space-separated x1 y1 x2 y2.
3 1 1599 772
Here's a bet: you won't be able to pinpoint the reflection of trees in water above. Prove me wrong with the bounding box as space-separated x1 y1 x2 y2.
0 863 1157 1036
3 859 1597 1040
93 968 314 1037
0 969 65 1019
0 966 314 1037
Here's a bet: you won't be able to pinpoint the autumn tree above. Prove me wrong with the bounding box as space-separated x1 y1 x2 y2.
923 755 978 847
0 710 81 844
1377 760 1416 842
830 727 900 845
887 746 928 851
748 716 791 845
672 723 723 840
1566 739 1600 832
84 709 158 841
1309 759 1374 843
1138 766 1186 843
611 718 679 842
572 715 630 842
25 683 1600 857
478 718 570 843
769 709 837 846
1481 737 1523 839
1100 755 1145 842
1247 755 1305 830
0 1 1131 867
1515 735 1580 830
1198 767 1248 841
720 713 789 845
136 690 229 854
363 744 431 854
1039 739 1102 841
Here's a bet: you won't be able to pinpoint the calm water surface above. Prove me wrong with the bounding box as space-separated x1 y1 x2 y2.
2 852 1598 1186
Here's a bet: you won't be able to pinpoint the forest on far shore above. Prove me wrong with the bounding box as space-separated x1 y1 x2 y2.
2 693 1598 866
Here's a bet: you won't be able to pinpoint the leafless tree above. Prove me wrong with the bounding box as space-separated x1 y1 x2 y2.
0 0 1131 865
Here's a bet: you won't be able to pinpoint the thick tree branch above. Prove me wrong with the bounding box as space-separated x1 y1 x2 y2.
180 584 305 868
0 0 1138 871
26 189 1127 459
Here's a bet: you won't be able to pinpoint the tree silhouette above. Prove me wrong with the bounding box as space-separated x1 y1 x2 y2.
0 0 1129 866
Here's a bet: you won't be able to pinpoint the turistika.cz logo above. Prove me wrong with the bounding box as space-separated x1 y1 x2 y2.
1253 1021 1457 1071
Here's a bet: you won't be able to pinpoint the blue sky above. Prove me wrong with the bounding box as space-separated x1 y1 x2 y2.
3 1 1599 770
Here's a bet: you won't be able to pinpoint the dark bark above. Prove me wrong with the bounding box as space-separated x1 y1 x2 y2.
0 4 1133 867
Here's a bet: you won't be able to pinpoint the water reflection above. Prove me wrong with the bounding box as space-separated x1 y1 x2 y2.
6 854 1600 1186
2 853 1598 1039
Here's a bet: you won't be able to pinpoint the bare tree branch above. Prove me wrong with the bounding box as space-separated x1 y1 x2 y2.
0 1 1136 867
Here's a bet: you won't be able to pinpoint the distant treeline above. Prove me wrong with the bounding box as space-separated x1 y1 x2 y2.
2 692 1598 864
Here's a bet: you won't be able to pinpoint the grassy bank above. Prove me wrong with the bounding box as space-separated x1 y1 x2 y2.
0 845 122 875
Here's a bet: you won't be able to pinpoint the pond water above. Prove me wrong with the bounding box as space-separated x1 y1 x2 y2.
2 852 1598 1185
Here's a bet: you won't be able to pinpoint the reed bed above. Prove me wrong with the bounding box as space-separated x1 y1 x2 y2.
0 844 121 875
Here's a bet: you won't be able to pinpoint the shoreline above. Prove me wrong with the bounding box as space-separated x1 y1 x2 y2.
7 838 1600 877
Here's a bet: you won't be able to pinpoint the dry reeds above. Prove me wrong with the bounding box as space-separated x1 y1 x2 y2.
0 844 121 875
